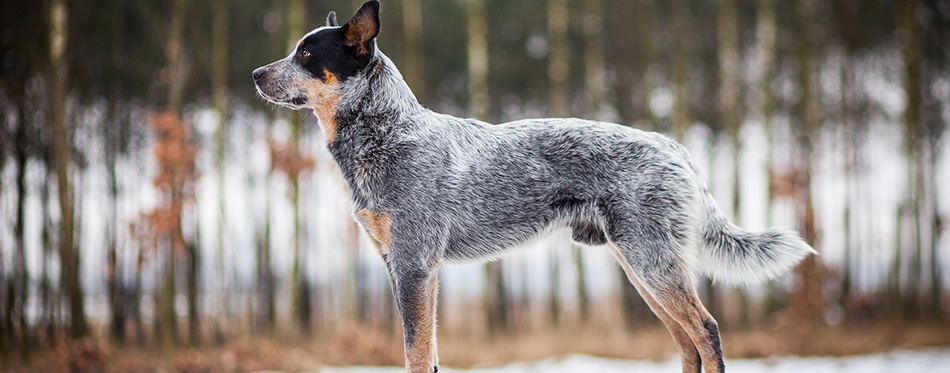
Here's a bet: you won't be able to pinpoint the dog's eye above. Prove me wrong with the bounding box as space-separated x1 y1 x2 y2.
298 49 310 59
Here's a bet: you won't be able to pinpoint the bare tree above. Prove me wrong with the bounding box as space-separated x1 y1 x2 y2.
211 0 229 344
402 0 426 101
548 0 570 118
790 0 824 324
47 0 88 339
670 0 691 141
898 0 925 316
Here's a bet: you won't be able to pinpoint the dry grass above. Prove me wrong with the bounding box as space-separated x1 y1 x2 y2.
2 320 948 372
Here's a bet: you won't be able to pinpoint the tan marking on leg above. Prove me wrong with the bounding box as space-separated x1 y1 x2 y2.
608 243 702 373
406 271 439 373
304 69 341 143
651 287 724 373
355 209 392 255
631 276 702 373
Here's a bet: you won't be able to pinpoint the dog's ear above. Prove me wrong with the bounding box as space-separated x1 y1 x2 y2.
341 0 380 55
327 11 339 27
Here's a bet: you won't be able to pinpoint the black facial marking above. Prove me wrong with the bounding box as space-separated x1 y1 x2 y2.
296 27 374 83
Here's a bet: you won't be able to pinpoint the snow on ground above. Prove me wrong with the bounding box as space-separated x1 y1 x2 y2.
317 348 950 373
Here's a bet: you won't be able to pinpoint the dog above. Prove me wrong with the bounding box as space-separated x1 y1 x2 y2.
253 2 815 372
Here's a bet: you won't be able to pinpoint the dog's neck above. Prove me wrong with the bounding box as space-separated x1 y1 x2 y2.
325 50 425 208
336 51 424 127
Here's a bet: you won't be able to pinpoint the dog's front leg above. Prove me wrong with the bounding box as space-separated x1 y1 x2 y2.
386 256 441 373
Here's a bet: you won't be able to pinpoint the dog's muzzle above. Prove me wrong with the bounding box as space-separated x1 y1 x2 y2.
252 67 267 82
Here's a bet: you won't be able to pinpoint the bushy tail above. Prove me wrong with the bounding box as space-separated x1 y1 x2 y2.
695 194 816 284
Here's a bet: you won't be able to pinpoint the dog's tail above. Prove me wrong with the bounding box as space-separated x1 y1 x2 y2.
694 189 816 284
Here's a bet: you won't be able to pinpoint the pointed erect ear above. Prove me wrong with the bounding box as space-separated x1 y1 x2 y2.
327 11 339 27
342 0 380 55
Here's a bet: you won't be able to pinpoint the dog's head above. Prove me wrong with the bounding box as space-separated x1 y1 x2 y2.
253 0 379 115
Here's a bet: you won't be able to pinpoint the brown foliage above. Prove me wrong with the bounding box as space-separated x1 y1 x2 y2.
129 111 198 256
268 137 315 187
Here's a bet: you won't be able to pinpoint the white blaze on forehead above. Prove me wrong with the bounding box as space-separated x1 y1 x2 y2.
290 26 341 55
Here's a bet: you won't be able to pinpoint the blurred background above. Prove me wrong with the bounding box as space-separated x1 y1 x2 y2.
1 0 949 371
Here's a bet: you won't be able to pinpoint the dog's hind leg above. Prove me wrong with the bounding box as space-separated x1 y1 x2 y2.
611 238 725 373
384 255 441 373
609 244 702 373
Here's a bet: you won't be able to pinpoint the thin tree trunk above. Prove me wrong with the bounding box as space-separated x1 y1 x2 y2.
898 0 924 317
160 0 189 356
107 0 126 344
719 0 741 221
548 0 569 118
756 0 784 316
484 262 509 335
467 0 489 120
791 0 823 324
928 138 942 319
161 240 177 358
131 247 144 345
212 0 229 343
286 0 310 334
186 241 200 346
671 0 691 141
583 0 607 120
718 0 746 327
41 166 55 344
402 0 425 100
637 0 658 131
14 104 30 355
837 1 856 307
48 0 87 338
549 249 561 325
258 0 284 336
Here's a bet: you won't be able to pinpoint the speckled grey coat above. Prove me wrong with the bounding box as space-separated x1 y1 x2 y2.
254 2 814 372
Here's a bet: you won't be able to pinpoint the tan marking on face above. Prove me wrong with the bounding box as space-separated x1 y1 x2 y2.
405 272 439 373
355 209 392 255
303 69 342 143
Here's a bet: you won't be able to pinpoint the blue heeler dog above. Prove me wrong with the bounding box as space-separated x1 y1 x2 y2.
253 1 815 372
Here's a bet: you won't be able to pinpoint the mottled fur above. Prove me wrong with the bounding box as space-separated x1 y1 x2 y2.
253 2 815 372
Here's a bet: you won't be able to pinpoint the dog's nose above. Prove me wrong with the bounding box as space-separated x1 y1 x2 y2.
252 68 266 81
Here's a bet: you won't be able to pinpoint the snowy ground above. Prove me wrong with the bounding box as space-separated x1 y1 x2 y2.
317 348 950 373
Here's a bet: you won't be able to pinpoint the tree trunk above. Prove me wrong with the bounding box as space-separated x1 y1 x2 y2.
548 0 569 118
756 0 784 316
161 240 177 358
14 104 30 354
484 262 509 335
790 0 824 324
671 0 691 141
48 0 87 338
186 241 200 347
107 0 126 344
212 0 229 343
41 167 55 344
401 0 425 101
258 0 285 336
636 0 658 131
467 0 489 120
286 0 311 334
718 0 746 327
719 0 741 221
836 0 856 308
898 0 924 317
583 0 607 120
